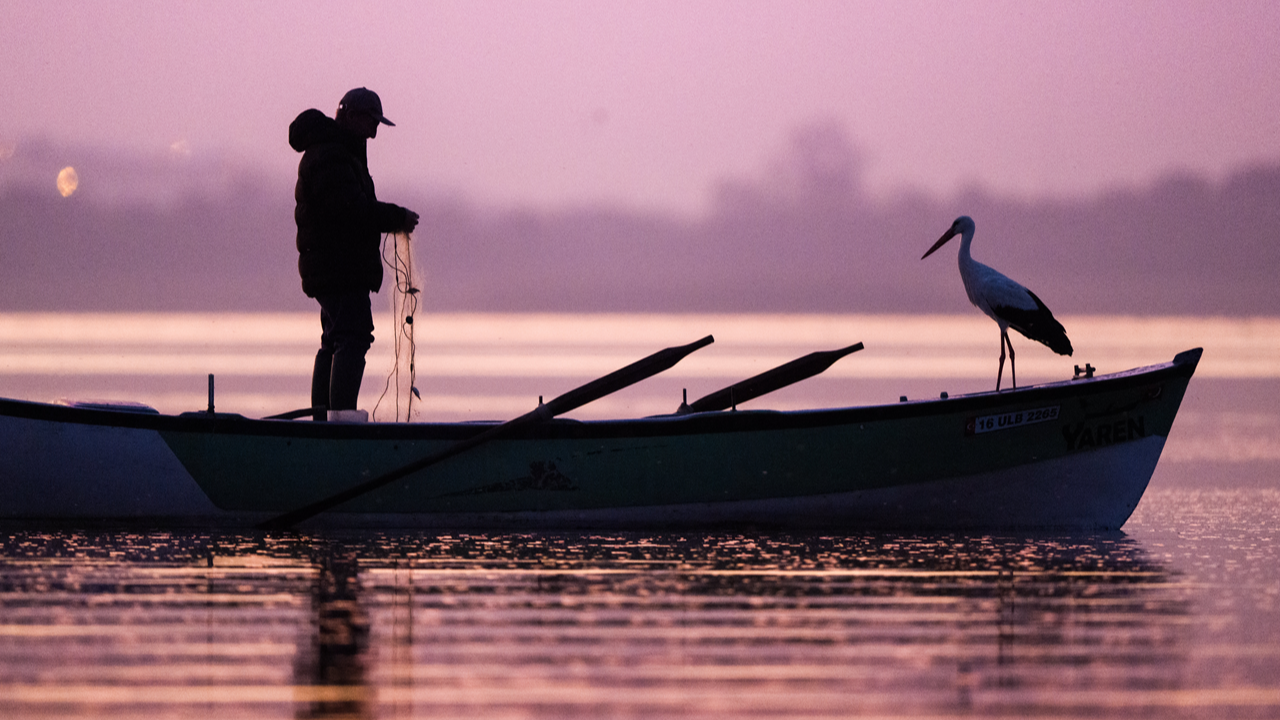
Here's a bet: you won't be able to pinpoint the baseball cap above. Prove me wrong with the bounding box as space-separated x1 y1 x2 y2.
339 87 395 126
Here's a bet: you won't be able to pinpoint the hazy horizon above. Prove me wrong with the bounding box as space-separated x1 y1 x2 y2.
3 129 1278 317
3 2 1279 317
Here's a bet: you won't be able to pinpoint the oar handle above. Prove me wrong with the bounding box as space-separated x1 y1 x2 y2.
259 334 714 529
543 335 714 416
685 342 863 414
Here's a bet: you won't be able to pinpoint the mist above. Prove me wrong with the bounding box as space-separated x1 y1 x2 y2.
2 124 1277 316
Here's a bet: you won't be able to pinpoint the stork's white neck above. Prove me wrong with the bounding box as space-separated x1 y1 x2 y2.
956 225 975 270
953 223 985 311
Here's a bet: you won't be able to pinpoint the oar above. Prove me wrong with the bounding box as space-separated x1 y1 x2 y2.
259 334 714 529
678 342 863 414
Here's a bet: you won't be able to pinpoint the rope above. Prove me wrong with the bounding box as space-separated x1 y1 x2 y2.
374 231 421 422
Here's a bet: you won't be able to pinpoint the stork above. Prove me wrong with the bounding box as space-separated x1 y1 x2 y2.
921 216 1072 390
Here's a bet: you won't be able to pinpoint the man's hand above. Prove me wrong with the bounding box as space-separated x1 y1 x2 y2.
403 210 420 234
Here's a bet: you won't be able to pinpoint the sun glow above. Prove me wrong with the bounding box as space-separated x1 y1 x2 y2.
56 166 79 197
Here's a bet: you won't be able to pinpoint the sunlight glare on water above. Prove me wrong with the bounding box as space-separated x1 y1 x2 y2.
0 313 1278 717
1 488 1278 719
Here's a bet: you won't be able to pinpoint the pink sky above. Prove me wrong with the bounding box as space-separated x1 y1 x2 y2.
2 0 1279 213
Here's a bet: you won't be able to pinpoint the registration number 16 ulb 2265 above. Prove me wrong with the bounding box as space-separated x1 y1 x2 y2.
966 406 1060 436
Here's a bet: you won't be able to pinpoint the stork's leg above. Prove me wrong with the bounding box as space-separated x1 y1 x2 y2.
996 330 1007 391
1008 334 1017 389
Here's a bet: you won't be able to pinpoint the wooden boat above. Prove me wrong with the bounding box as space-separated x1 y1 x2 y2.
0 345 1202 530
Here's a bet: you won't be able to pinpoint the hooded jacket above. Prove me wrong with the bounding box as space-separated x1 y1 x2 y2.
289 108 408 297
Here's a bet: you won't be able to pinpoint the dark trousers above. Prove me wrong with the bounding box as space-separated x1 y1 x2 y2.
311 290 375 420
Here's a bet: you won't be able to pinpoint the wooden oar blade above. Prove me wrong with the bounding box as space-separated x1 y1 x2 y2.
685 342 863 414
259 334 714 530
542 334 714 416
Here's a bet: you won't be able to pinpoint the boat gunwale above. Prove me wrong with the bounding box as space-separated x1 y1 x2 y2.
0 349 1203 441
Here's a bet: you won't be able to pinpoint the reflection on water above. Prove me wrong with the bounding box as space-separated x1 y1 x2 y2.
6 491 1279 719
2 315 1277 718
298 545 370 719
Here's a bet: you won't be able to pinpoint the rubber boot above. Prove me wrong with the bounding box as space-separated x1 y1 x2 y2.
311 349 332 421
329 351 366 413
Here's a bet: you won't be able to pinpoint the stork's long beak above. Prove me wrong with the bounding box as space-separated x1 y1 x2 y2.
921 228 958 260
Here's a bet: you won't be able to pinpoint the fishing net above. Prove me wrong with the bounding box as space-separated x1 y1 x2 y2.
374 231 422 422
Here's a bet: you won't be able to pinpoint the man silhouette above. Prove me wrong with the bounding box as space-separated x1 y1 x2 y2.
289 88 419 421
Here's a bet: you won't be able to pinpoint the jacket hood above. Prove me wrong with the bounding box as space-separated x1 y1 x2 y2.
289 109 350 153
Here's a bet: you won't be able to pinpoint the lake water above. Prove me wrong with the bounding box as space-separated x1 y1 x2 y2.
1 312 1278 718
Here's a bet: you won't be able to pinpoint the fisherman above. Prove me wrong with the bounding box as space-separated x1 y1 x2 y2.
289 88 419 422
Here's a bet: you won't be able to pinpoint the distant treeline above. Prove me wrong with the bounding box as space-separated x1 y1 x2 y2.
3 144 1278 315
